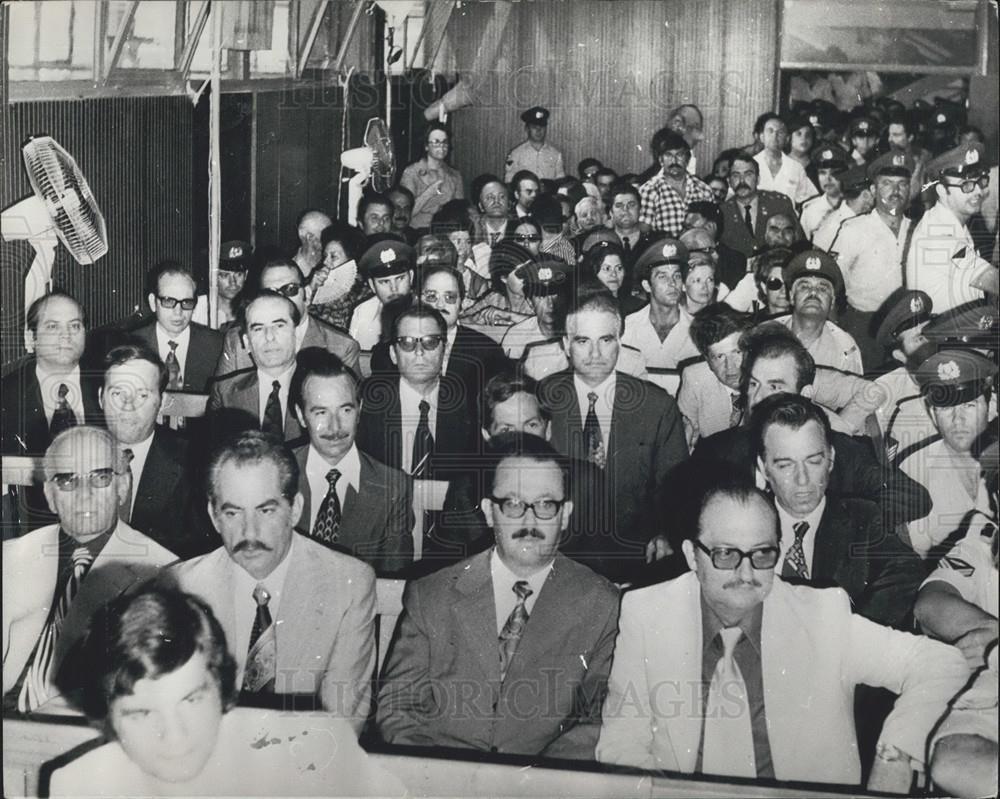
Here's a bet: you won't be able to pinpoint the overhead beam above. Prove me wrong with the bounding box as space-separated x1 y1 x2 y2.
296 0 331 79
408 0 457 73
179 0 211 82
331 0 367 77
102 0 140 86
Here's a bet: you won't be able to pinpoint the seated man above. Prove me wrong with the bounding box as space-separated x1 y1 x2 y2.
2 426 176 713
500 259 571 360
289 347 414 576
348 239 416 350
169 431 376 734
50 581 404 798
596 475 968 786
377 434 619 759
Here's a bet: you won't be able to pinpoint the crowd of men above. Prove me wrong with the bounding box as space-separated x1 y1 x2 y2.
2 96 998 797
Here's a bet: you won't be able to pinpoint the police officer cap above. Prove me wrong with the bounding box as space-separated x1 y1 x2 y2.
922 300 999 348
811 144 849 170
874 289 933 349
839 164 870 193
783 249 844 295
915 349 997 407
634 238 689 283
358 238 414 279
220 240 252 271
521 259 571 299
580 228 620 255
849 117 878 138
866 151 913 182
926 141 987 181
521 106 550 126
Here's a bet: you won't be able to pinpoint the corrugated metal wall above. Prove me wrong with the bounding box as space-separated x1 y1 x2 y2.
1 96 195 367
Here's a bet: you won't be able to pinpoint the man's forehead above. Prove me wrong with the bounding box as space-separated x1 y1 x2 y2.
158 271 197 295
700 493 776 539
247 297 293 322
763 419 828 451
365 203 392 216
495 391 541 415
767 216 794 228
709 331 742 351
494 457 563 492
262 266 300 286
50 436 114 469
303 373 356 404
567 309 618 335
105 359 158 385
397 316 439 335
752 353 796 379
39 296 83 322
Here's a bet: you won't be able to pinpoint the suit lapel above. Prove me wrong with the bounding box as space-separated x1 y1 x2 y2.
504 556 574 673
452 551 502 681
132 430 181 526
340 454 378 543
811 501 851 584
294 446 312 533
275 537 321 674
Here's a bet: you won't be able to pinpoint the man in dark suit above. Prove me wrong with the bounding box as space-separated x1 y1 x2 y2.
99 343 211 558
720 153 802 257
683 200 749 290
377 434 619 759
608 181 656 270
538 292 688 582
288 347 413 576
130 261 223 393
208 290 304 443
215 258 360 377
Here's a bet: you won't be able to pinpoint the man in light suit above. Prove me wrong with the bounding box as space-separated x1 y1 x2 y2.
596 476 968 788
130 261 223 393
538 291 688 583
169 430 376 735
377 434 619 759
215 258 360 377
289 347 414 576
3 426 176 713
720 153 801 258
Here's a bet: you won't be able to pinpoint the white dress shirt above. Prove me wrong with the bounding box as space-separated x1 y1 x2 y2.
154 323 191 382
622 304 698 369
489 547 553 635
834 210 910 311
35 363 85 427
121 432 154 518
232 534 295 669
573 373 616 445
255 364 296 426
398 378 440 473
754 151 818 206
774 497 827 575
304 443 361 532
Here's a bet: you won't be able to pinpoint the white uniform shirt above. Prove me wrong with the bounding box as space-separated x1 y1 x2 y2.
504 140 566 182
754 151 818 206
776 315 863 375
812 205 856 252
833 210 911 311
621 304 699 369
922 513 998 616
500 315 544 360
801 195 841 241
348 295 383 350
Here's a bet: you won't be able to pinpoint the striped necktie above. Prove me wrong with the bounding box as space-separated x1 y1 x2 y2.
165 340 182 390
242 584 276 694
499 580 533 682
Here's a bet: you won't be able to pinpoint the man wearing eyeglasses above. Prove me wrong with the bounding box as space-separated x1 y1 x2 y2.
215 258 360 377
132 262 223 394
596 474 967 788
907 142 997 314
378 433 619 759
2 426 176 714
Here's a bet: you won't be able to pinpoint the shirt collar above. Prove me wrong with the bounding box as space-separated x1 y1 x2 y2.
256 362 297 388
122 430 155 461
306 442 361 493
60 521 116 562
490 546 554 593
774 495 827 532
700 590 764 656
399 376 440 407
155 323 191 348
573 371 616 402
35 362 81 385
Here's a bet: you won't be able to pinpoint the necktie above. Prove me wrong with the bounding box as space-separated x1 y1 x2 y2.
702 627 756 778
411 399 434 478
118 448 134 524
728 393 743 429
782 521 810 580
622 236 632 254
743 204 754 237
312 469 342 544
499 580 533 682
243 584 276 694
165 340 182 390
583 391 606 468
18 545 94 712
262 380 283 436
489 231 500 246
49 383 78 437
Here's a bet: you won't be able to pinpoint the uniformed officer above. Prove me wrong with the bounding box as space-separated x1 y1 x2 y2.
848 116 879 166
217 240 251 327
800 145 849 241
812 164 874 251
503 107 565 183
347 239 415 350
921 298 1000 353
898 349 996 559
500 259 573 359
906 141 996 313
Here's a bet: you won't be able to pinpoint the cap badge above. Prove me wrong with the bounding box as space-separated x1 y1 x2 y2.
805 256 821 271
909 296 924 314
227 245 243 258
965 148 979 165
537 266 553 281
857 122 868 132
936 113 947 124
978 314 993 330
662 243 677 258
809 115 819 126
937 360 961 381
535 111 544 120
822 150 832 160
380 248 396 264
892 154 905 166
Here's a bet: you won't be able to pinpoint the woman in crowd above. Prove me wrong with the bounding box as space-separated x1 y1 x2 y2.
753 247 794 318
507 217 544 257
681 253 717 315
400 122 465 230
308 221 372 331
581 240 645 316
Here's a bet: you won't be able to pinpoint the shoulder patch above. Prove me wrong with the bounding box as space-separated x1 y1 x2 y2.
940 556 975 578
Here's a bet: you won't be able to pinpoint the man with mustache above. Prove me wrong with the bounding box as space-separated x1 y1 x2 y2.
169 429 376 735
289 347 414 576
719 153 801 258
377 433 619 759
638 128 715 238
776 249 863 375
596 474 966 789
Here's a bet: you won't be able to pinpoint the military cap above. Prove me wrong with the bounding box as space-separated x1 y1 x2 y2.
488 240 534 278
849 117 878 138
811 144 849 170
358 239 414 279
926 141 987 182
521 259 572 299
580 228 620 255
915 349 997 407
874 289 933 349
930 108 957 129
923 300 999 348
839 163 870 193
783 249 844 295
521 106 550 126
634 238 688 282
219 240 252 271
866 151 914 182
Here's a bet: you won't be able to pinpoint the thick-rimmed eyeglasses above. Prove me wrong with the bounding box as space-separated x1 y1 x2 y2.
693 539 780 570
270 283 303 298
422 290 460 305
942 175 990 194
157 296 197 310
49 467 119 492
393 335 444 352
488 496 566 520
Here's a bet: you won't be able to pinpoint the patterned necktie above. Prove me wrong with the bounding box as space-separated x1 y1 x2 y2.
583 391 606 468
499 580 533 682
165 340 182 390
622 236 632 254
489 231 500 246
411 399 434 478
312 469 342 544
18 545 94 712
702 627 756 778
782 521 810 579
743 204 754 237
49 383 78 437
728 393 743 429
118 448 134 524
262 380 284 436
243 584 276 694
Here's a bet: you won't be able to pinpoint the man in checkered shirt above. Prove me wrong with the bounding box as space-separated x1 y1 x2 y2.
638 128 715 237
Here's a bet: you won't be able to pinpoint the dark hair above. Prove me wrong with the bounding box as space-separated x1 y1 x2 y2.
753 112 784 137
740 322 816 394
104 343 169 395
358 191 393 219
388 185 415 204
289 346 360 413
581 240 631 296
751 392 833 462
390 300 447 340
595 167 617 183
424 121 450 143
147 260 197 297
480 370 548 430
508 216 543 243
259 257 305 286
564 289 622 334
529 194 563 229
482 432 568 499
418 264 466 303
511 170 540 191
430 201 475 237
578 157 603 178
67 579 237 723
472 173 505 203
689 303 753 357
320 221 366 263
415 234 459 270
608 180 640 204
650 127 690 159
685 201 722 229
25 290 87 334
207 429 299 506
237 288 302 334
886 112 912 137
730 152 760 176
713 148 743 172
690 474 777 542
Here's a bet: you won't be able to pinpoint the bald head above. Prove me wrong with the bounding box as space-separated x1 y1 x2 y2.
297 210 333 249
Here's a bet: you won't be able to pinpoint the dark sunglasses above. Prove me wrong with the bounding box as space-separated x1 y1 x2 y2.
513 234 542 243
271 283 303 298
393 335 444 352
157 296 197 310
765 277 785 291
693 539 780 570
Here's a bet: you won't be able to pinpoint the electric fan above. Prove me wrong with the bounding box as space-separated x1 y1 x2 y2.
341 118 396 226
1 136 108 314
